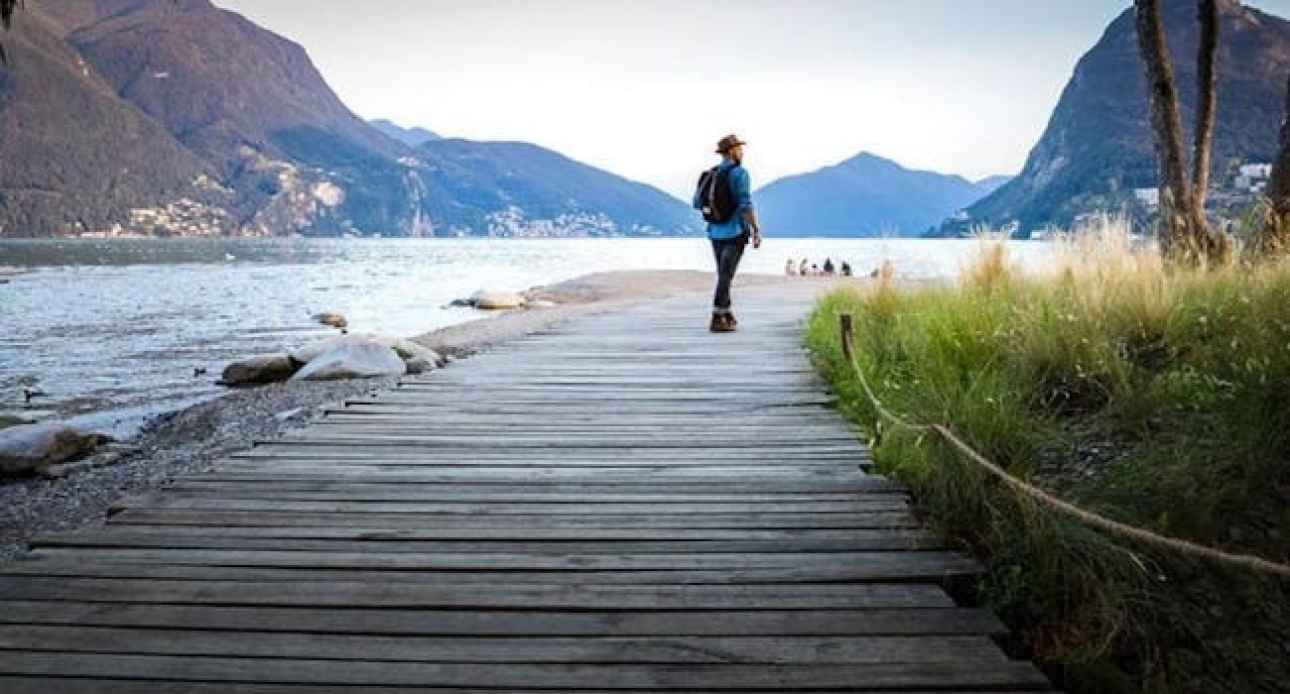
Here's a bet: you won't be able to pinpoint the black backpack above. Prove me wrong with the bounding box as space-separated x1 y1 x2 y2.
695 164 738 224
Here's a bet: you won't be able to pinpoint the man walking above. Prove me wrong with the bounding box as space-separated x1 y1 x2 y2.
695 133 762 332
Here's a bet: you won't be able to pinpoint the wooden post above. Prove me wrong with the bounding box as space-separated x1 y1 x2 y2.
839 313 854 362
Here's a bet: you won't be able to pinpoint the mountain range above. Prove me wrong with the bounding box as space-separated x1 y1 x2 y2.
5 1 1284 239
0 0 697 237
755 152 1005 237
370 120 441 148
951 0 1290 235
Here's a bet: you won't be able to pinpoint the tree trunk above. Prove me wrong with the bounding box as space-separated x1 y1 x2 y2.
0 0 18 63
1191 0 1229 262
0 0 17 27
1135 0 1198 261
1258 74 1290 254
1193 0 1219 209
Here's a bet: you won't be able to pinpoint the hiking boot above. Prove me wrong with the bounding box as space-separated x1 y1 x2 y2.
709 313 736 332
727 312 739 328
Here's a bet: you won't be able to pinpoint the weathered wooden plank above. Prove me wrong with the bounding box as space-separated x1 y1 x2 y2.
0 654 1053 689
105 508 923 529
262 437 864 450
31 531 944 554
0 682 1057 694
193 464 873 478
0 601 1006 636
155 489 893 503
24 548 982 575
0 626 1006 665
238 442 869 454
204 465 873 481
0 561 969 585
0 579 953 609
317 422 851 433
169 479 903 495
226 453 870 466
109 497 908 515
52 524 921 542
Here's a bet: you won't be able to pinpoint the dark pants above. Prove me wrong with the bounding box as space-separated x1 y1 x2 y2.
710 233 748 313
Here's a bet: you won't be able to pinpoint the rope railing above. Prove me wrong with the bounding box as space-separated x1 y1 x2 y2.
837 312 1290 580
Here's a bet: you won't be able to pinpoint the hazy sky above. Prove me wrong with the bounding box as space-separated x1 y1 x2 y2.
213 1 1290 199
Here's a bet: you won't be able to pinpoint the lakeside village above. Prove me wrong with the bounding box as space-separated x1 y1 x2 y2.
72 159 1275 241
75 198 654 240
949 161 1273 241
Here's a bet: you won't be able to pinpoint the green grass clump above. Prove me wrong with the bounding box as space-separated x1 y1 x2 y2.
804 222 1289 693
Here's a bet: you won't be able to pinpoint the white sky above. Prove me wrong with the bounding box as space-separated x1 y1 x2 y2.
213 0 1290 200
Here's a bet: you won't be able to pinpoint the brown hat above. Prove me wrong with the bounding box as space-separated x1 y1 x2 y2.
715 134 746 153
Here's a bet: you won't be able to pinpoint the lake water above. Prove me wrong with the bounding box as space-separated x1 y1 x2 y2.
0 237 1052 437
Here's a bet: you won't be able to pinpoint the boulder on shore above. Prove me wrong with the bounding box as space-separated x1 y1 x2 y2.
291 334 444 370
220 354 300 386
290 343 407 382
471 290 526 310
0 423 112 476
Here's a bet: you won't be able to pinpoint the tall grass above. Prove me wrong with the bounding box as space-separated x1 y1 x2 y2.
805 219 1289 693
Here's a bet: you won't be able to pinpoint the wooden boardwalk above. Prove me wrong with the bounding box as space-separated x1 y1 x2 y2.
0 283 1055 692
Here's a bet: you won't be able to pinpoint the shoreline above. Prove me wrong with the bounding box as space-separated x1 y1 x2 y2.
0 269 823 563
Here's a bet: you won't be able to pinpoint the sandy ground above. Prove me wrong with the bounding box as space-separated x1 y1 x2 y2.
0 269 831 563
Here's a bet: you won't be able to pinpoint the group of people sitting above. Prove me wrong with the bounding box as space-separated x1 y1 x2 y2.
785 257 852 277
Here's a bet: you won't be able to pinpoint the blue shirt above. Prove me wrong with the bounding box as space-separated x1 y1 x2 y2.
694 158 753 240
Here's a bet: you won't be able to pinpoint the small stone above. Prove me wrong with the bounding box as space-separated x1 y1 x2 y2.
313 312 348 329
274 408 304 422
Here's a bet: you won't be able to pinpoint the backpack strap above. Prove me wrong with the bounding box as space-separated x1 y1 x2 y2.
704 165 721 216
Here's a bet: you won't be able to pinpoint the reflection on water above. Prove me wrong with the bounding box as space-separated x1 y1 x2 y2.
0 237 1052 437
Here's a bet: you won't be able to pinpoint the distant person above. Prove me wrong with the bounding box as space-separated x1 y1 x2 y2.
693 133 762 332
785 258 797 276
870 259 895 280
810 264 819 275
799 258 809 276
822 258 835 276
841 261 853 277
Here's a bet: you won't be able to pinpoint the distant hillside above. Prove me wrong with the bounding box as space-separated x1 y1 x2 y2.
952 0 1290 235
370 119 441 148
0 0 699 238
39 0 415 236
0 7 210 236
755 152 996 237
411 139 698 237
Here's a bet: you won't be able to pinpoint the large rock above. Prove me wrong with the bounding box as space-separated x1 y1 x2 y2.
290 343 407 382
471 290 526 310
291 334 443 369
0 424 110 476
387 338 445 368
220 353 300 386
